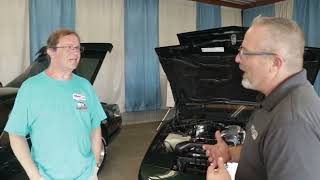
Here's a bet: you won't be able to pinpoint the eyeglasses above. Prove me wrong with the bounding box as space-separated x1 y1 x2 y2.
238 46 276 58
51 45 84 53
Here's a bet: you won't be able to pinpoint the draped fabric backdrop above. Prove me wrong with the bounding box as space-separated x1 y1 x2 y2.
75 0 125 112
196 2 221 30
159 0 196 108
2 0 320 115
293 0 320 47
221 6 242 27
124 0 161 112
275 0 293 19
29 0 75 62
293 0 320 94
243 4 275 27
0 0 29 85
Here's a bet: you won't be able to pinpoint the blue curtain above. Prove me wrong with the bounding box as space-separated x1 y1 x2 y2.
29 0 75 62
293 0 320 94
243 4 275 27
293 0 320 47
124 0 161 112
196 2 221 30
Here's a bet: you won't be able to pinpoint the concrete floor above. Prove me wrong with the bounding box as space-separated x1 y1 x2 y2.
98 121 159 180
97 109 175 180
98 108 175 180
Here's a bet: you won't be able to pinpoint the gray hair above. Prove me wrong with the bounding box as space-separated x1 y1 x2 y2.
251 16 305 70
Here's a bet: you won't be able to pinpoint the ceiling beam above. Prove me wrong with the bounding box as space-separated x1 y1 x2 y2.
242 0 285 9
191 0 285 9
191 0 244 9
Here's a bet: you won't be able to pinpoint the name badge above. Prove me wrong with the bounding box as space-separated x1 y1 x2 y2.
72 93 86 101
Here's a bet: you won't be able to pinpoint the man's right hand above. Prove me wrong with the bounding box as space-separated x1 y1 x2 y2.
8 133 42 180
206 157 231 180
203 131 230 168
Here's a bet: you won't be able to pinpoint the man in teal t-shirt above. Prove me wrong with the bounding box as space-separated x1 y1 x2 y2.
5 29 106 180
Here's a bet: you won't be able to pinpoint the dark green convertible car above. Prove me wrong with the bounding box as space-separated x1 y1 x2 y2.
139 26 320 180
0 43 122 179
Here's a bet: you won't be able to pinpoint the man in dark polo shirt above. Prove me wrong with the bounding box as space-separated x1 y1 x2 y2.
204 16 320 180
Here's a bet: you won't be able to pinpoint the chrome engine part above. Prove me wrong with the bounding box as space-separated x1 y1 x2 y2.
165 121 246 174
221 125 246 146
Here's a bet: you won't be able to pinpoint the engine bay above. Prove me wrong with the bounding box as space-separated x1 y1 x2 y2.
162 119 246 174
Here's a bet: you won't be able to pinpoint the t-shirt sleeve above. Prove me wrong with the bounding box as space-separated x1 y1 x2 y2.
88 85 107 129
4 84 31 136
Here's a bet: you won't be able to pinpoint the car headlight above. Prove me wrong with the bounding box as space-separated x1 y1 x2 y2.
114 112 121 118
113 105 121 118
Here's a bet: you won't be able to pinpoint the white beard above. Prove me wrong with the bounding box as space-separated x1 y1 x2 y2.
241 77 256 90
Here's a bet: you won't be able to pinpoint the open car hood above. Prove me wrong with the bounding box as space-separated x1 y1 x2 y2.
156 26 320 108
5 43 113 88
177 26 247 48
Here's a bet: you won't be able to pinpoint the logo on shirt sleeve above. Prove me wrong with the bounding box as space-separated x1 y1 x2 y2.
250 125 258 140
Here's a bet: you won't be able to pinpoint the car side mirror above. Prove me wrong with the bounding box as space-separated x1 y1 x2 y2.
0 82 2 87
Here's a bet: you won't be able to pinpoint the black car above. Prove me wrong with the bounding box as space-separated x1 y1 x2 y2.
0 43 122 178
139 26 320 180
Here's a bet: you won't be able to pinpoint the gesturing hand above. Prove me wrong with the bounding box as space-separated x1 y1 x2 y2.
206 157 231 180
203 131 230 168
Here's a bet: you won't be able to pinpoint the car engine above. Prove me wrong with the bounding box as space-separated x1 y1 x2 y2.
162 120 246 174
